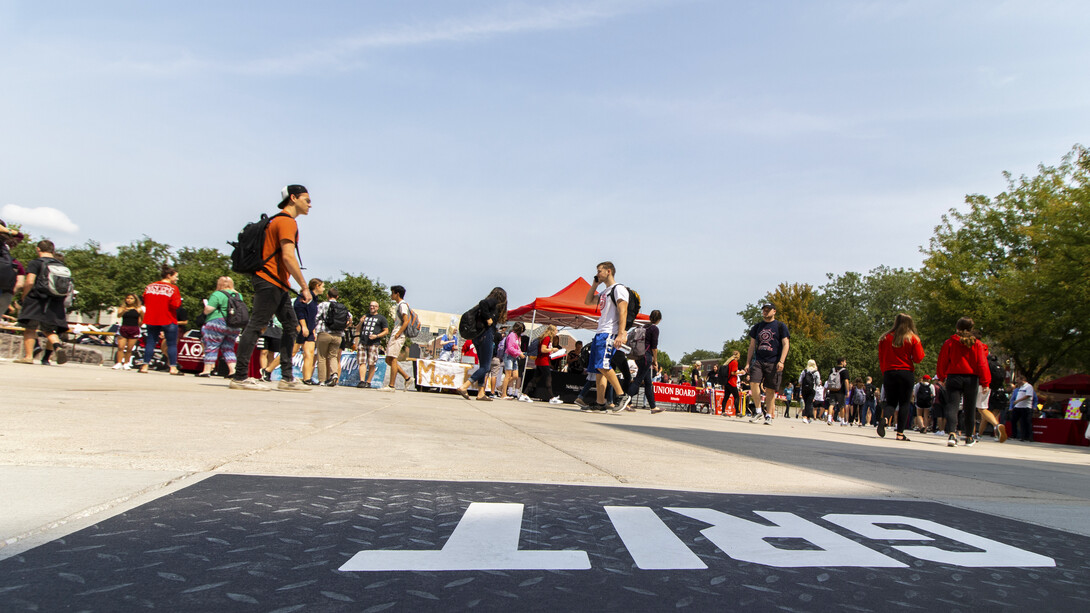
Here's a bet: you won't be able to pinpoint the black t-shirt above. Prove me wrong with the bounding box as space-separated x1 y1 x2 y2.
120 308 140 327
749 319 790 363
360 314 389 346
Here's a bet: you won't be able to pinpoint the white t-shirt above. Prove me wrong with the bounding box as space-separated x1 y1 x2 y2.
596 283 629 335
1013 382 1034 408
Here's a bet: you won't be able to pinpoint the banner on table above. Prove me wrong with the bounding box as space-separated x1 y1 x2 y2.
415 359 476 390
653 382 699 405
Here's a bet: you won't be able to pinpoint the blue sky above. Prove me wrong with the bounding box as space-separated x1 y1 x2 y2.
2 0 1088 358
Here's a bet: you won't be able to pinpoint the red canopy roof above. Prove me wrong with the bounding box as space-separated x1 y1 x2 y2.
1037 374 1090 394
507 277 650 330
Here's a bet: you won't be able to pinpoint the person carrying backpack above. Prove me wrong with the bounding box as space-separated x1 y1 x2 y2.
379 284 416 392
878 313 926 440
456 287 507 401
797 360 821 424
626 311 662 413
198 276 246 378
14 240 71 365
230 184 313 392
314 286 352 386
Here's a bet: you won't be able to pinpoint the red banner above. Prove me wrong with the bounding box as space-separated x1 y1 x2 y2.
653 382 699 404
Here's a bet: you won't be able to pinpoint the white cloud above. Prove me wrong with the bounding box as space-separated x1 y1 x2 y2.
0 204 79 234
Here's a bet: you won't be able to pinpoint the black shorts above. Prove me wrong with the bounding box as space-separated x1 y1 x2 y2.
262 336 281 353
749 360 782 391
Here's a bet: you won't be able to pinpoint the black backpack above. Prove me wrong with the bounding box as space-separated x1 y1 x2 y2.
801 370 816 392
459 304 483 340
0 245 15 293
324 301 350 333
229 212 291 276
609 285 641 330
916 384 933 408
219 290 249 329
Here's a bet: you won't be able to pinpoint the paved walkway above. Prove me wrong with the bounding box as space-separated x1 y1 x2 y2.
1 363 1088 610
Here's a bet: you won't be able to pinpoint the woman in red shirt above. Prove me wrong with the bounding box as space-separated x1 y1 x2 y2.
721 350 742 418
533 325 561 403
936 317 992 448
877 313 925 441
140 265 183 375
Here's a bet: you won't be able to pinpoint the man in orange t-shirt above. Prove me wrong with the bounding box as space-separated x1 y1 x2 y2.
231 185 314 391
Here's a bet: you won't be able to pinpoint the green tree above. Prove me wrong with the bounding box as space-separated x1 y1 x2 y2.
174 247 248 330
656 350 675 372
916 145 1090 383
325 272 391 324
113 237 173 299
681 349 719 364
62 241 117 319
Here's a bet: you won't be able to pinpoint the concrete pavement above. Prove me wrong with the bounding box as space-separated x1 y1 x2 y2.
2 361 1088 560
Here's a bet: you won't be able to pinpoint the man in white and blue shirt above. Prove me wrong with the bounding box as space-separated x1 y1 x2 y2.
583 261 632 413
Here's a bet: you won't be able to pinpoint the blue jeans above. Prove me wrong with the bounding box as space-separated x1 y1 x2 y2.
470 326 494 384
144 323 178 367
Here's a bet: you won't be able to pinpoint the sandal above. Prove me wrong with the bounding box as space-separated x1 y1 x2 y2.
195 372 211 378
476 396 492 401
896 433 910 442
169 371 184 376
457 389 470 400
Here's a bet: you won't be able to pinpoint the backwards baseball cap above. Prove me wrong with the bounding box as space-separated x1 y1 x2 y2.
278 184 308 209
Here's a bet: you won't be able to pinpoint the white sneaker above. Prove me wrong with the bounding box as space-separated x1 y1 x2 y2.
278 379 313 392
122 362 132 370
935 430 945 436
111 363 123 370
518 394 533 403
549 396 563 404
230 378 270 391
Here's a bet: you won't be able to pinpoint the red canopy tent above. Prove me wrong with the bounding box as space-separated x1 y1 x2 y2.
1037 374 1090 395
506 277 650 330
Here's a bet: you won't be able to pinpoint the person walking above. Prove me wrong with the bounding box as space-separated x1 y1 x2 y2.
140 265 182 375
197 276 243 378
113 293 143 370
293 278 323 385
379 285 414 392
743 303 790 424
583 261 633 413
230 184 313 391
877 313 925 440
721 350 742 417
797 360 821 424
314 286 352 386
456 287 506 401
0 221 24 319
826 358 849 425
628 309 662 414
355 300 389 388
501 322 527 399
936 317 992 447
14 240 71 365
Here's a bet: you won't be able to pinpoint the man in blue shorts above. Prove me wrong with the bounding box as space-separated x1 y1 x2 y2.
582 261 632 413
744 303 790 424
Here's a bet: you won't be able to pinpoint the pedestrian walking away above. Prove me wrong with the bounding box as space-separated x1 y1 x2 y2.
936 317 992 447
877 313 925 441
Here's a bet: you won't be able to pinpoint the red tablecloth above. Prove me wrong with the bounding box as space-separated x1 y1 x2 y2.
1030 418 1090 446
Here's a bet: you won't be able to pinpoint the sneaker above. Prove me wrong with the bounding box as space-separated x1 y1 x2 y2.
650 407 664 414
261 371 273 382
122 363 132 370
614 394 632 413
377 386 396 393
230 377 270 391
749 414 762 423
278 379 313 392
997 423 1008 443
111 363 123 370
965 436 976 447
764 415 772 425
328 377 339 388
575 397 589 409
935 430 945 436
549 396 563 405
357 382 370 389
518 394 533 403
947 435 958 447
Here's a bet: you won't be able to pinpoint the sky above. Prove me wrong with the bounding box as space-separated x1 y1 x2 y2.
2 0 1089 359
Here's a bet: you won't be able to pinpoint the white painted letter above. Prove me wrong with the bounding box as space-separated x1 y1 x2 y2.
823 514 1055 568
604 506 707 569
667 508 906 568
339 502 590 571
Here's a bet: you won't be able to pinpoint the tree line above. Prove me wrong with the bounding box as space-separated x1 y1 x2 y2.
679 145 1090 385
